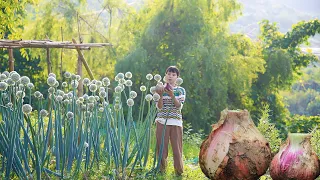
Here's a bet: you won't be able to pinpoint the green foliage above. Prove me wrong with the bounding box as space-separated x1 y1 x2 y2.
251 19 320 127
0 0 36 39
257 104 281 153
311 129 320 157
284 115 320 133
116 0 267 132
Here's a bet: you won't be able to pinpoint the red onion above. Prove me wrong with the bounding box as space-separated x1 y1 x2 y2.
164 83 172 91
199 109 272 180
270 133 320 180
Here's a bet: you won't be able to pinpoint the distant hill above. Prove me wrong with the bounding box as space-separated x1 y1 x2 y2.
230 0 320 46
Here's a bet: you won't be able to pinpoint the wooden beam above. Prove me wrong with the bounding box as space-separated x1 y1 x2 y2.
72 38 95 80
8 48 14 72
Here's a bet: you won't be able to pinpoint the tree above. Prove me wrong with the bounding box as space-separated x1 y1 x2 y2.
251 19 320 130
0 0 35 39
116 0 266 132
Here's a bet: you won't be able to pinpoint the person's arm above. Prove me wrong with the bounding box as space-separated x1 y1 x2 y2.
157 94 164 109
156 85 164 109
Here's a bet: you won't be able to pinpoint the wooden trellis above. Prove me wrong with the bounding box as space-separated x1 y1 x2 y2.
0 39 112 78
0 38 112 95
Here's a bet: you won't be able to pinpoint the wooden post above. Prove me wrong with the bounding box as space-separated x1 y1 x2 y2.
46 48 52 74
8 48 14 72
77 56 83 96
72 38 95 80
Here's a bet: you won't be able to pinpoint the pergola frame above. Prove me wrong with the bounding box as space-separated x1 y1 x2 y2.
0 39 112 78
0 38 112 95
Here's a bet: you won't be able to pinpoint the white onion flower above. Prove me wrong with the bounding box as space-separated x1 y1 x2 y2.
0 82 8 91
47 76 56 87
83 94 89 101
63 99 70 105
96 81 103 87
95 95 99 101
154 74 162 82
68 92 73 99
125 80 132 87
115 86 122 93
71 74 77 80
64 72 71 79
129 91 137 99
76 75 81 81
99 107 104 112
54 81 59 88
99 91 107 98
0 74 7 81
71 80 79 88
55 95 63 102
127 98 134 106
78 97 84 103
34 91 42 98
153 93 160 101
63 94 69 100
89 96 96 103
145 94 153 101
10 72 20 82
146 74 153 80
22 104 32 114
48 73 56 78
40 109 49 117
119 78 126 85
83 78 90 86
48 87 55 94
99 87 105 92
102 77 110 86
150 86 156 94
3 71 9 77
27 83 34 89
62 82 68 87
115 76 119 81
117 73 125 79
89 84 98 92
19 84 24 90
66 111 74 119
125 72 132 79
88 103 95 109
16 91 25 98
176 77 183 85
20 76 30 85
6 78 15 86
140 85 146 92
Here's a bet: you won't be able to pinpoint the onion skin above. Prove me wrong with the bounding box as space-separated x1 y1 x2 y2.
164 83 172 91
270 133 320 180
199 109 272 180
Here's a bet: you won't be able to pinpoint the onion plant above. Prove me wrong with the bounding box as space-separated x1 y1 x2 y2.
0 70 164 179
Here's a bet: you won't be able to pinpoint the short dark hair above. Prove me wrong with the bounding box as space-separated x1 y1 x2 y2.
166 66 180 76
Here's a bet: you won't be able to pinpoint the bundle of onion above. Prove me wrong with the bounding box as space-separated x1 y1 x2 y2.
270 133 320 180
199 109 272 180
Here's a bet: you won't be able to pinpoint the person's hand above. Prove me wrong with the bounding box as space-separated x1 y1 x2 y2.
155 84 164 95
164 88 174 98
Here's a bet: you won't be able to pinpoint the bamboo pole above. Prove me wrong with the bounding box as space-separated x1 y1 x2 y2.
8 48 14 72
72 38 94 80
77 13 83 96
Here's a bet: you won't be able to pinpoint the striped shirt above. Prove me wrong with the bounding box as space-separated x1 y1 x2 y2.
155 86 186 127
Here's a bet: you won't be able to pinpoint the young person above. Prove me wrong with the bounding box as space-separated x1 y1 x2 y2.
155 66 186 176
